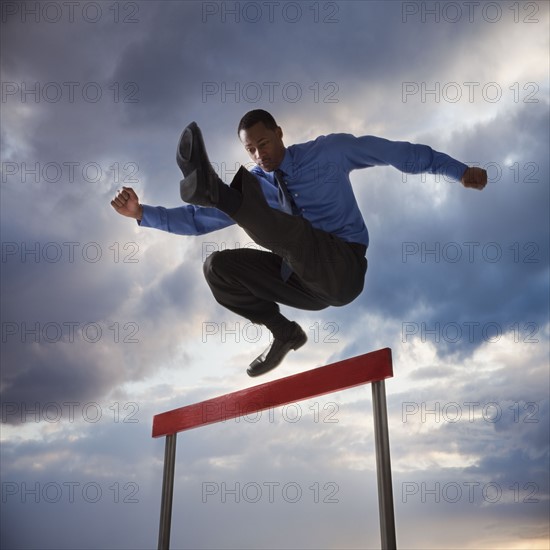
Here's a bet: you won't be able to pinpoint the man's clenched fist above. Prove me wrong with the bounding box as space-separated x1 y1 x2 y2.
111 187 143 221
461 167 487 190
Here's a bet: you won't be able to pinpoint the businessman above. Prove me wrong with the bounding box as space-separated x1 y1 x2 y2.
111 109 487 376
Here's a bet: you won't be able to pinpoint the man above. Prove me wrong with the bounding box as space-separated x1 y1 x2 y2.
111 109 487 377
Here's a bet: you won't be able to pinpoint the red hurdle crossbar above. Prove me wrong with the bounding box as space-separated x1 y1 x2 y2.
152 347 396 549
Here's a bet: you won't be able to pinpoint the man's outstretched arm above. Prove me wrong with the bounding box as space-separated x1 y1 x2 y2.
338 134 487 189
110 186 235 236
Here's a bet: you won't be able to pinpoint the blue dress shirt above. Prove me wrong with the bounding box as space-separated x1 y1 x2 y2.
139 133 468 248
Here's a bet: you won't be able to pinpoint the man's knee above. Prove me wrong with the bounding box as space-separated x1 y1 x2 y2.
203 250 220 281
203 249 239 282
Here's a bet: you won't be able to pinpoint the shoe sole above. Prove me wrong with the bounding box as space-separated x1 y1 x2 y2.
176 123 197 176
177 122 219 206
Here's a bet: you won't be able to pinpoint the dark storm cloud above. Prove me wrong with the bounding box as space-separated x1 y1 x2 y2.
0 253 208 419
91 0 515 140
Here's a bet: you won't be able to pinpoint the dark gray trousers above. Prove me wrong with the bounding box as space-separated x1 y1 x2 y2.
203 167 368 325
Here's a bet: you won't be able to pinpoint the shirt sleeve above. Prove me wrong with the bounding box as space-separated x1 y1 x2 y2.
138 204 235 236
137 169 284 235
337 133 468 182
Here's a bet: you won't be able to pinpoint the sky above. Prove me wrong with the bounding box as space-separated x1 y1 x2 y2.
1 1 549 549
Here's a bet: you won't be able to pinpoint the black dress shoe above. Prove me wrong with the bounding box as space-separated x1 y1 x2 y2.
247 322 307 377
177 121 220 207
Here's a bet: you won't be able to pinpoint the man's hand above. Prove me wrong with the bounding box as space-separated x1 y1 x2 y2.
461 167 487 190
111 187 143 221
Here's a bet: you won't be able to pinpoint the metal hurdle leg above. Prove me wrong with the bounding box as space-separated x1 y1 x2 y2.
158 433 177 550
372 380 397 549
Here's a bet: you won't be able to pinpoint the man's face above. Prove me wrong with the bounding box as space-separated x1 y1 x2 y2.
239 122 285 173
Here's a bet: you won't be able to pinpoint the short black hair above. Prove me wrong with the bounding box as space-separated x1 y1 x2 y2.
237 109 278 134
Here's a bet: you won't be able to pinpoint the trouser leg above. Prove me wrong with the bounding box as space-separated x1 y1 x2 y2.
227 166 367 306
203 248 332 327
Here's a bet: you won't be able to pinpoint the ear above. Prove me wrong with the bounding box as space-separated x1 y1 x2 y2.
276 126 283 140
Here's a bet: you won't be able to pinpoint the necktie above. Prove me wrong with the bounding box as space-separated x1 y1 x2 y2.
274 169 298 281
274 169 299 215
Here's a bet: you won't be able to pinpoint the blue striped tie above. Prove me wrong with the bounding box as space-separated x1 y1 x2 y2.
275 169 299 215
274 169 298 280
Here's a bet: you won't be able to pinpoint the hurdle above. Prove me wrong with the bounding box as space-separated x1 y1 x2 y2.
152 347 396 549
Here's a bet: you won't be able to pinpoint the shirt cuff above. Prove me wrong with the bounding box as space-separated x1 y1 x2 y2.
445 160 469 182
137 204 167 230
